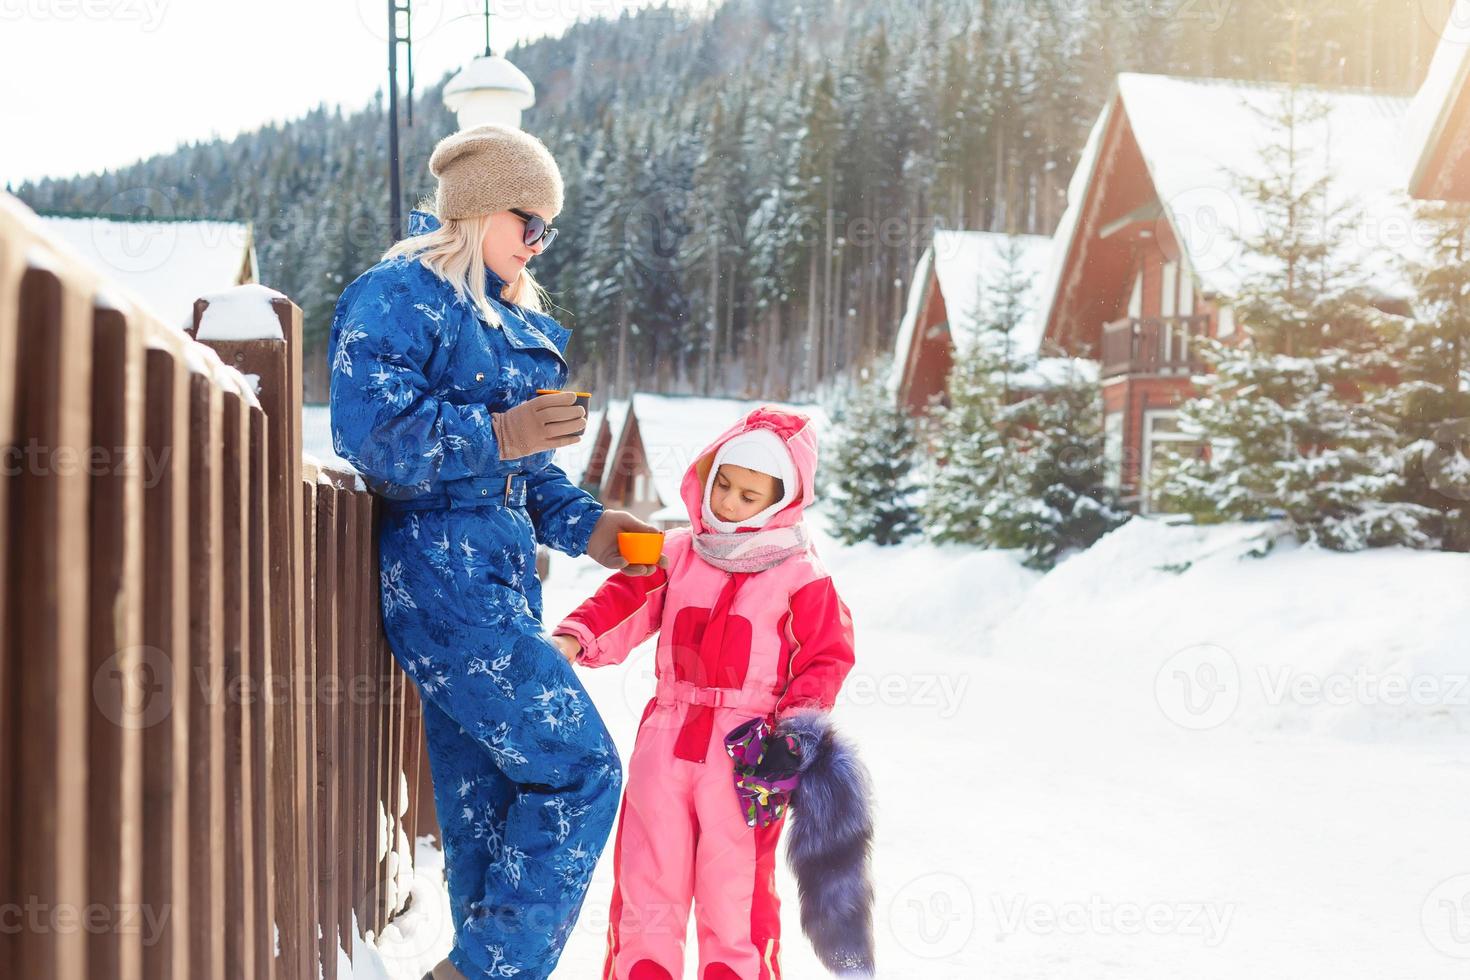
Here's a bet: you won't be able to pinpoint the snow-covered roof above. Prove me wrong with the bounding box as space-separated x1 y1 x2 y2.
1038 74 1419 334
39 213 257 333
889 232 1053 392
1406 2 1470 198
627 393 829 514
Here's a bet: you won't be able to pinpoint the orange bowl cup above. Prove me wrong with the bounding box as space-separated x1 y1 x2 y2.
617 531 664 565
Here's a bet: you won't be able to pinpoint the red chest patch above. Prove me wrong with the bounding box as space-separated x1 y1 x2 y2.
669 605 753 688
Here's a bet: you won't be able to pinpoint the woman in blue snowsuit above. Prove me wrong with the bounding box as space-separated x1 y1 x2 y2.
329 125 660 980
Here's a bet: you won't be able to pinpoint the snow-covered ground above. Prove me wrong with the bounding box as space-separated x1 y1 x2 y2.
357 515 1470 979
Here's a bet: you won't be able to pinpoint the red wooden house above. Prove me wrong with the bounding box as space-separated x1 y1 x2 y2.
888 230 1073 413
1035 73 1418 512
1407 11 1470 201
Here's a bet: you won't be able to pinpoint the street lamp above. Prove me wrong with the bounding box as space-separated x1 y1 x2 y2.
443 1 536 131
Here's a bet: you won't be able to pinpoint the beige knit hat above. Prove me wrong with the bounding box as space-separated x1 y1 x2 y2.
428 124 564 220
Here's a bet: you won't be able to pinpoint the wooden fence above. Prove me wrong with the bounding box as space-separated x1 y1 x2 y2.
0 192 439 980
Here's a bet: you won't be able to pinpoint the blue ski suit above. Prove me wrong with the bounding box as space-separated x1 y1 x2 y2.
328 209 621 979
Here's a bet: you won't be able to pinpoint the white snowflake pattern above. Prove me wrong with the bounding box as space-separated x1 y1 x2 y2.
381 561 418 619
332 322 367 376
491 841 529 890
413 301 449 328
479 721 528 769
427 529 454 580
553 843 598 893
543 797 591 845
369 362 416 410
526 684 586 733
483 945 521 977
467 653 517 698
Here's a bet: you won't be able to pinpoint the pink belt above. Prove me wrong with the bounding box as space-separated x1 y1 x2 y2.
654 677 780 715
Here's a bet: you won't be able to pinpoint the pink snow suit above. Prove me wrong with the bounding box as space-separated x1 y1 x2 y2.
553 407 856 980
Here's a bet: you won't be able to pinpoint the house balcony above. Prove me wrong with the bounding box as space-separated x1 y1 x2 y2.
1100 314 1211 379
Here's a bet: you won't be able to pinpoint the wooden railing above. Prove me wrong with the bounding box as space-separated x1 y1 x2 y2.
0 192 437 980
1100 314 1211 378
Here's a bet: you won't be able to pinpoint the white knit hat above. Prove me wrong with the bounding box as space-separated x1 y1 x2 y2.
701 429 798 532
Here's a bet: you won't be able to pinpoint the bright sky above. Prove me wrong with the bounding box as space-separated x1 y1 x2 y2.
0 0 700 187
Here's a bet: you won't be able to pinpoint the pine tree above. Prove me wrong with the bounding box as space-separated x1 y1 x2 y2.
1377 201 1470 550
924 238 1036 547
1156 86 1439 551
1005 362 1130 570
826 370 923 547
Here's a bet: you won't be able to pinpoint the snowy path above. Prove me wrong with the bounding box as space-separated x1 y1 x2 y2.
375 519 1470 979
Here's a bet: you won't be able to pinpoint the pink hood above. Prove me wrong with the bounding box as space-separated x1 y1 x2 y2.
679 407 818 534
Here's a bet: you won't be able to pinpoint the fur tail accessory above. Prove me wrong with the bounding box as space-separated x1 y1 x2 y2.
726 709 877 977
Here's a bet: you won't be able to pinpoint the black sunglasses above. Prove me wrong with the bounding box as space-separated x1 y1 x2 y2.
509 207 558 249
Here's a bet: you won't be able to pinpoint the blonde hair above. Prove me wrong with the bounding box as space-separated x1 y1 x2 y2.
382 202 550 327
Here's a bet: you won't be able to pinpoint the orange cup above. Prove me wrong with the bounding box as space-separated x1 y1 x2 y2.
536 388 592 412
617 531 664 565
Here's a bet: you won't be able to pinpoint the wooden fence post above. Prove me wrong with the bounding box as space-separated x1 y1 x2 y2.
187 373 226 980
88 305 145 980
141 344 191 980
11 260 94 979
192 294 306 979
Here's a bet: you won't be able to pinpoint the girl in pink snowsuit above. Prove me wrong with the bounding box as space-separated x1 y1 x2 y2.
551 407 857 980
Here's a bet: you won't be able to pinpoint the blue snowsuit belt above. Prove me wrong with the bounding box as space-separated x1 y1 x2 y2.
385 472 529 511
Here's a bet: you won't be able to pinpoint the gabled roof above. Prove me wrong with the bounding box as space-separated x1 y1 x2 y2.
1405 9 1470 200
1038 73 1418 346
38 212 257 333
889 231 1053 395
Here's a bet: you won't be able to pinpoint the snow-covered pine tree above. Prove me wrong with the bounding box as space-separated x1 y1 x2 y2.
826 369 923 546
923 237 1035 548
1155 85 1438 551
1376 201 1470 550
1005 360 1130 569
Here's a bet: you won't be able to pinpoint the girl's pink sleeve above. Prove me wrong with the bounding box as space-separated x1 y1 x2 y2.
775 576 856 718
554 567 669 668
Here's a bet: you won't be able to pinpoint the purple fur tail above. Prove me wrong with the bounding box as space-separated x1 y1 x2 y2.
777 709 876 977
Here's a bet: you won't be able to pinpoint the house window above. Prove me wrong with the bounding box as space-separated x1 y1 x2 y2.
1179 267 1194 315
1103 411 1124 492
634 472 649 502
1161 262 1178 318
1128 271 1143 319
1218 305 1236 338
1141 409 1204 514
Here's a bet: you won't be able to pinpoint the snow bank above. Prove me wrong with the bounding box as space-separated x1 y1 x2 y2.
989 517 1470 740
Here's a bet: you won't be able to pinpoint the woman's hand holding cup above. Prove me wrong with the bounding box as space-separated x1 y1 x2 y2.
491 390 587 459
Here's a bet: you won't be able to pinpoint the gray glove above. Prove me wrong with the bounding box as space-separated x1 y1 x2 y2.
491 391 586 460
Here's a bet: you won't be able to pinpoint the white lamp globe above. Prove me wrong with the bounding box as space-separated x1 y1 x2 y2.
443 53 537 131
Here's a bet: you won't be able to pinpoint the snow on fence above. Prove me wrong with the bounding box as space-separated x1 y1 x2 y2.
0 193 436 980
